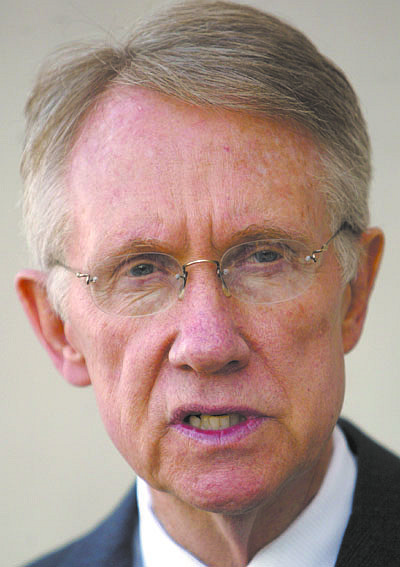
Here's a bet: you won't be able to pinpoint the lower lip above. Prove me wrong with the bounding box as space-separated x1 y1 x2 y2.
171 417 267 445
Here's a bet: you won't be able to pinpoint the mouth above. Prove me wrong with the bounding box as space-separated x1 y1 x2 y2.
183 413 247 430
170 407 267 443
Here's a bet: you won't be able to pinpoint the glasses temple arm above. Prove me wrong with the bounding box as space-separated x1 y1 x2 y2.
305 222 357 263
53 262 97 285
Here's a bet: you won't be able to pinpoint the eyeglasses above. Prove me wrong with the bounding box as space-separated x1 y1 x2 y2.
56 224 348 317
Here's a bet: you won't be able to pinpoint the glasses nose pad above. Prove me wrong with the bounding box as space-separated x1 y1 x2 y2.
222 283 231 297
218 267 232 298
176 271 187 300
176 263 231 300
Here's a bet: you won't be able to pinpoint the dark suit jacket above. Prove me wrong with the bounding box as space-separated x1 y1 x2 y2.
23 420 400 567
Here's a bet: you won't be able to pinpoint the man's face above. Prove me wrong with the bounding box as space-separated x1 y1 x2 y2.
63 88 350 514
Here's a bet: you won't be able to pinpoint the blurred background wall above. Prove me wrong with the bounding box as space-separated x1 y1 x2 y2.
1 1 399 565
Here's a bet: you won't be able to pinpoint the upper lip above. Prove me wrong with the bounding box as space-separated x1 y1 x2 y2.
170 406 266 424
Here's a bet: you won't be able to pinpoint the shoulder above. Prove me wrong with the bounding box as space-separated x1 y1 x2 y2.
336 419 400 566
339 418 400 486
21 486 138 567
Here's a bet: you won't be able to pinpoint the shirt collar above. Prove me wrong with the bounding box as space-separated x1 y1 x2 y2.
137 425 357 567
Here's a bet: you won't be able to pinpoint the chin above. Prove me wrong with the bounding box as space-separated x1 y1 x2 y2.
169 466 281 515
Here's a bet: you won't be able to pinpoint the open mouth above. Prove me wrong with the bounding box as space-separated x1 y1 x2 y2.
183 413 247 430
172 408 267 443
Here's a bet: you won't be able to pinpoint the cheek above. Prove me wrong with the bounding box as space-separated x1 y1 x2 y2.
251 296 345 417
251 297 345 467
76 317 171 472
83 325 130 431
255 299 341 358
74 318 140 435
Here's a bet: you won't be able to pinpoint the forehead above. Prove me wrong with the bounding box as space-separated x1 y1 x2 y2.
66 87 327 261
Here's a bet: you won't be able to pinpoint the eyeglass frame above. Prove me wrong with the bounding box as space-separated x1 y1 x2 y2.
54 222 354 313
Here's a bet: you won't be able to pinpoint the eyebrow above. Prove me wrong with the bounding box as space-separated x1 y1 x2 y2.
91 237 188 266
224 223 312 249
90 223 312 266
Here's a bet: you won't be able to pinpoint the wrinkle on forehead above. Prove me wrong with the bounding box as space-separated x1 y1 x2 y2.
65 87 328 263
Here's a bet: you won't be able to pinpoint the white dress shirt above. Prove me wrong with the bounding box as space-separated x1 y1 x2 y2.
137 426 357 566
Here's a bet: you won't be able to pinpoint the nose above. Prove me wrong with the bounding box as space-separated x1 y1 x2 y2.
168 266 250 374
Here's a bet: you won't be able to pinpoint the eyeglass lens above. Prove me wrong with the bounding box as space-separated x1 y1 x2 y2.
88 240 316 317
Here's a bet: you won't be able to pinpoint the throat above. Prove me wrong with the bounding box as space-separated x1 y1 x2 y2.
149 484 260 567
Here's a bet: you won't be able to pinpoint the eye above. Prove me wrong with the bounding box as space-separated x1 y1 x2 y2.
127 263 155 277
221 240 299 274
117 254 168 279
113 253 180 284
242 245 286 266
253 249 281 263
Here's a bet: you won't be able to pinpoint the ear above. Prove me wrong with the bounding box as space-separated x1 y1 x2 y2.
15 269 91 386
342 228 384 353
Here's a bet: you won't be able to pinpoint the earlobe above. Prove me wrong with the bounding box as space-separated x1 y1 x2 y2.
15 269 91 387
342 228 384 353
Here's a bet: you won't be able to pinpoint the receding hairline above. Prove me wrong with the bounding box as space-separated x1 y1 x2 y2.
62 85 331 271
70 82 328 150
20 0 371 316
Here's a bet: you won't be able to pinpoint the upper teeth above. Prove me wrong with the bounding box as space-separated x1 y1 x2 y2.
188 414 245 430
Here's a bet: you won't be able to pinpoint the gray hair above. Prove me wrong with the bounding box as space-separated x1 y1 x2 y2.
21 0 370 316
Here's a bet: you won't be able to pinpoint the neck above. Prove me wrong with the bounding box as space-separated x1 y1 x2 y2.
149 439 333 567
